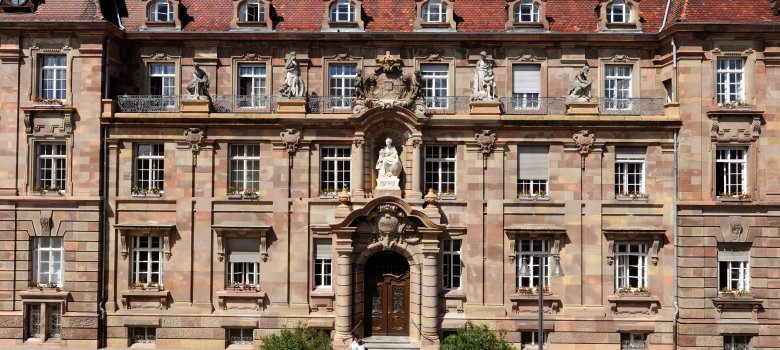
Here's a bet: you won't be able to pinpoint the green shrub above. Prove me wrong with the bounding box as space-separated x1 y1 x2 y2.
259 324 334 350
440 322 515 350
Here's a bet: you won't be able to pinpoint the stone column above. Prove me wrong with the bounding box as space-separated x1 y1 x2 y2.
420 245 440 343
333 245 354 342
409 138 423 198
352 137 365 197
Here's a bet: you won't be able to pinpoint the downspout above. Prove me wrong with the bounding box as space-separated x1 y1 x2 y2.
660 0 672 33
98 35 110 349
673 127 679 350
672 38 679 101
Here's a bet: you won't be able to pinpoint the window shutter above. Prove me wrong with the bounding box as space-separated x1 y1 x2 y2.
315 239 332 260
227 237 260 263
512 65 541 94
718 244 750 261
616 147 646 161
518 146 548 180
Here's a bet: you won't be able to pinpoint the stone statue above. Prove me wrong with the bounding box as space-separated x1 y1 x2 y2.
376 138 401 178
186 63 210 98
471 51 496 101
279 51 306 98
354 68 365 100
567 65 592 101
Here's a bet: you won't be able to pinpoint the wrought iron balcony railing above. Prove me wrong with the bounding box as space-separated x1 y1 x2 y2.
117 95 182 112
597 98 665 116
499 97 567 115
423 96 471 115
307 96 355 114
212 95 276 113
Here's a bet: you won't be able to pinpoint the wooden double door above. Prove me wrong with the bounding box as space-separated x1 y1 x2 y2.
365 252 410 336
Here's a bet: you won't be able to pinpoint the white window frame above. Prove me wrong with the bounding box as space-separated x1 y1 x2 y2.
718 246 750 292
424 145 456 194
330 0 355 22
313 239 332 288
39 55 67 100
521 331 548 347
227 328 254 345
515 239 550 290
237 64 267 108
606 0 629 23
329 64 357 108
131 236 163 285
229 144 261 193
515 0 539 22
134 143 165 192
442 239 462 290
320 146 351 194
614 242 647 290
604 65 633 110
226 261 259 286
716 58 746 105
33 237 64 286
35 142 67 192
149 0 174 22
131 327 157 344
421 64 449 109
512 64 541 109
716 147 747 196
723 335 750 350
148 63 176 96
517 146 549 196
421 0 447 22
615 148 646 195
239 0 263 22
620 333 647 350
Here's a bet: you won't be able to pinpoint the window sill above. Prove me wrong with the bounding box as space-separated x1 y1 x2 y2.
438 195 457 200
419 21 451 28
120 290 170 310
603 22 639 30
236 21 268 28
716 197 752 203
131 193 163 198
216 290 267 311
518 195 549 201
509 21 544 29
510 293 561 314
311 288 335 297
440 289 466 299
31 191 64 196
227 194 258 200
20 289 70 301
711 297 763 320
607 294 660 315
326 21 359 28
616 196 649 201
319 195 338 200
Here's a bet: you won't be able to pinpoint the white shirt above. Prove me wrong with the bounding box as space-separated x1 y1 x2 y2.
357 345 366 350
351 341 359 350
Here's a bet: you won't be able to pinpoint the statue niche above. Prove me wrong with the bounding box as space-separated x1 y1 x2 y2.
353 52 426 116
375 137 402 192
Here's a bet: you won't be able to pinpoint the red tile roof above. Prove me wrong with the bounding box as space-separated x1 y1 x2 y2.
0 0 104 22
116 0 779 33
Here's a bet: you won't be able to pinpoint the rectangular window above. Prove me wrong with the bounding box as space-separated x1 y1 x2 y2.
320 146 351 194
314 239 332 288
723 335 750 350
421 64 449 108
33 237 64 286
716 147 747 196
148 63 176 96
131 236 163 284
615 147 646 196
229 144 261 193
442 239 462 290
512 64 541 109
620 333 647 350
604 65 632 110
329 64 357 108
226 237 260 287
424 145 456 194
718 244 750 292
134 143 165 192
227 328 254 345
27 304 40 339
237 64 267 108
131 327 156 344
39 56 67 100
26 304 61 341
518 146 548 196
615 242 647 290
521 331 547 347
716 58 745 104
35 143 67 191
515 239 550 290
47 304 61 340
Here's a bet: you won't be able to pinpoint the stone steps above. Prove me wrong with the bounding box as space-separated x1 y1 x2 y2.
363 336 420 350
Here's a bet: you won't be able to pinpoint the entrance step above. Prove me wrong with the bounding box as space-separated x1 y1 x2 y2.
363 336 420 350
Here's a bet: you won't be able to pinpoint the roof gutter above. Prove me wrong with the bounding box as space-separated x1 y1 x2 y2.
660 0 672 32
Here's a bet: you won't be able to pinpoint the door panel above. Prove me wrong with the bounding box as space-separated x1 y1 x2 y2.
367 273 409 336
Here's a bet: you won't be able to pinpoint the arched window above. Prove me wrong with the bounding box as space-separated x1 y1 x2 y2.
239 0 264 22
421 0 447 23
330 0 355 22
606 0 629 23
149 0 174 22
515 0 539 23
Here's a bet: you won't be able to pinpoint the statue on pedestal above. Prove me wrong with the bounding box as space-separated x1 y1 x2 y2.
279 51 306 98
471 51 496 101
186 63 210 99
567 65 593 101
375 137 402 190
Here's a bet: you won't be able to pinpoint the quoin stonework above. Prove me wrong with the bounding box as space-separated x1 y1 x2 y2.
0 0 779 349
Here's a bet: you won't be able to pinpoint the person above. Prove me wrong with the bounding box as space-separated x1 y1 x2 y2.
357 339 366 350
348 335 360 350
375 137 401 178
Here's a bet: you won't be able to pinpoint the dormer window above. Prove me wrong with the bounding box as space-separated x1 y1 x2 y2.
515 0 538 22
239 0 263 22
606 0 629 23
330 0 355 22
422 0 447 22
149 0 174 22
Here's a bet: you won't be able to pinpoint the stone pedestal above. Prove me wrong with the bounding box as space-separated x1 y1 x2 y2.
375 177 401 197
566 101 599 115
664 102 680 116
276 98 307 114
181 97 211 113
469 100 501 115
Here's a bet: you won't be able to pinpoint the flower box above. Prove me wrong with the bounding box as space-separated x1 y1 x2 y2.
438 194 457 200
242 193 258 200
227 287 258 292
227 194 243 200
518 194 550 201
129 284 162 291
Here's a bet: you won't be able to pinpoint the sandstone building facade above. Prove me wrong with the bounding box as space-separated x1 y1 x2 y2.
0 1 778 350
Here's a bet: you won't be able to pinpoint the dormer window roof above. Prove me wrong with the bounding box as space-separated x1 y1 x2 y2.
240 0 264 22
422 0 447 23
330 0 355 22
149 0 174 22
606 0 629 23
515 0 539 22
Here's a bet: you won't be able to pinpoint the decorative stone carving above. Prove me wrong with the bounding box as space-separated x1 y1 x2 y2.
711 118 720 138
751 117 762 138
567 65 593 101
186 63 210 99
357 204 422 249
424 51 443 62
150 50 172 61
352 51 425 116
39 210 52 236
573 130 595 168
729 216 743 240
475 129 497 168
708 114 762 142
279 51 306 98
22 107 75 135
280 128 301 154
375 137 402 190
471 51 496 101
183 128 205 154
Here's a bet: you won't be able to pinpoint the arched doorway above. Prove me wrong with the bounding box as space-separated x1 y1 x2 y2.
364 251 410 336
